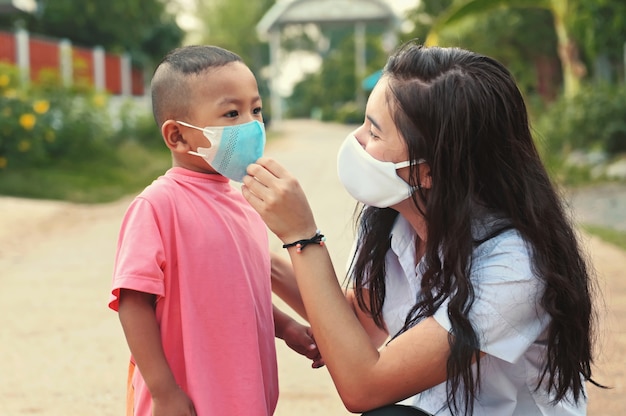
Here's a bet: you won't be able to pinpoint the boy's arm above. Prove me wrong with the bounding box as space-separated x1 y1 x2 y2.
271 252 308 319
273 304 324 368
118 289 196 415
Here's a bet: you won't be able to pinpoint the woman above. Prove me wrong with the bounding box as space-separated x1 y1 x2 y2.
242 43 602 415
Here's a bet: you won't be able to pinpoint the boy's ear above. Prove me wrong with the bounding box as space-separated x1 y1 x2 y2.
161 120 190 153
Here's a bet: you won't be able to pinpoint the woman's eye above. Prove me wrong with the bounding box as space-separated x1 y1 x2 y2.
253 107 263 115
225 110 239 118
369 130 379 139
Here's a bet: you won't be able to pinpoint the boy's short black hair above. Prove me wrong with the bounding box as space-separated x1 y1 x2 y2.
151 45 243 126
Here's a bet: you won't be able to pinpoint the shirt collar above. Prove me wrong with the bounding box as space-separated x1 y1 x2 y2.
390 214 423 280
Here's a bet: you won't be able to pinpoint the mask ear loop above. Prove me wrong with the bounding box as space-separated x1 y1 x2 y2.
177 120 221 157
176 120 220 140
399 159 428 195
176 120 203 131
394 158 426 169
177 121 206 157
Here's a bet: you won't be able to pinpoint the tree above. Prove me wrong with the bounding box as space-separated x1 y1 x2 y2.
402 0 455 43
192 0 274 73
188 0 275 116
425 0 586 98
287 27 388 120
403 0 560 102
572 0 626 83
4 0 184 67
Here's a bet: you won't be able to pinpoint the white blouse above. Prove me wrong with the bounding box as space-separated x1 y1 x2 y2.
378 214 586 416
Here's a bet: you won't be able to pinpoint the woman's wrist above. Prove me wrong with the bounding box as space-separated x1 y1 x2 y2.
279 226 318 245
282 229 326 253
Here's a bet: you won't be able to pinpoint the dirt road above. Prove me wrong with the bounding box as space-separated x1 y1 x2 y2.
0 119 623 415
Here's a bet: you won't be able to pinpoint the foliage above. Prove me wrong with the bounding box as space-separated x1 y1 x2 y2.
402 0 454 43
0 61 167 202
423 0 586 98
534 82 626 158
192 0 275 119
335 102 365 125
470 8 558 98
0 62 112 169
571 0 626 82
287 29 388 121
1 0 184 67
406 5 558 100
193 0 274 70
0 141 170 203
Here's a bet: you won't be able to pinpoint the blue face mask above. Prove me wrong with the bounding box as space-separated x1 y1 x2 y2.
178 120 266 182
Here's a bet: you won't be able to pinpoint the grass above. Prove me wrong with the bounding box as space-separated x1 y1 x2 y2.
581 224 626 252
0 141 171 203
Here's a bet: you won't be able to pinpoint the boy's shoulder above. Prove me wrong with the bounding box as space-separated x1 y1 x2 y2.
137 173 173 201
134 168 229 208
128 173 182 215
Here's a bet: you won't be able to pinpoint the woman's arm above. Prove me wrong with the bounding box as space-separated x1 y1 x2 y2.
344 288 391 349
273 252 389 349
286 242 450 411
243 158 451 412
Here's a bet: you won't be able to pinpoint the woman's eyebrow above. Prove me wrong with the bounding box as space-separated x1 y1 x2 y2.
366 114 382 132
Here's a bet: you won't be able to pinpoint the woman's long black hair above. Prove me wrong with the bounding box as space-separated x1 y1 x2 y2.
351 43 602 415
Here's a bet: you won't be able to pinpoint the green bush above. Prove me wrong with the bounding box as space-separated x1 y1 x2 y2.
110 98 162 149
535 83 626 158
0 62 118 169
0 62 170 202
335 101 365 125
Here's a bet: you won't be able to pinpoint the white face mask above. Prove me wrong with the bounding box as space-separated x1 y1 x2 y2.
337 133 424 208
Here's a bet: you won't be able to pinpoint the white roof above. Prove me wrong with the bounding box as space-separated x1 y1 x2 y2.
257 0 397 36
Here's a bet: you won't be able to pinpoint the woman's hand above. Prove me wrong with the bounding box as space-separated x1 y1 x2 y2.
242 157 318 244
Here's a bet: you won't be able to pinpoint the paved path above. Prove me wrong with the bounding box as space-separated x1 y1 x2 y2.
0 119 623 415
568 183 626 232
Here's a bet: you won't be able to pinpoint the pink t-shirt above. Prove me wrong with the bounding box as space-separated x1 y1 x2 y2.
109 167 278 415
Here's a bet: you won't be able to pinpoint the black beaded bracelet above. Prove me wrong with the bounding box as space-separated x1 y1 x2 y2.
282 229 326 253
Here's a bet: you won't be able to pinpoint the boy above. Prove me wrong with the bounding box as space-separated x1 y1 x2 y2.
109 45 320 416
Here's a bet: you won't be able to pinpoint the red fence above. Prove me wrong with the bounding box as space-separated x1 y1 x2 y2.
0 30 144 96
0 31 16 65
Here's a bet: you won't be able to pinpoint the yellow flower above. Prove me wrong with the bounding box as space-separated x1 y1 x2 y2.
92 93 107 108
33 100 50 114
44 129 55 143
19 113 36 131
18 140 31 152
0 157 7 169
0 74 9 88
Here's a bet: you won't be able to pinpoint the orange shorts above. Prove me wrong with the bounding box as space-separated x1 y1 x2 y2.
126 361 135 416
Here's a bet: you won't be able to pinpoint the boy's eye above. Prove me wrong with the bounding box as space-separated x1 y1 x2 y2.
225 110 239 118
369 130 380 139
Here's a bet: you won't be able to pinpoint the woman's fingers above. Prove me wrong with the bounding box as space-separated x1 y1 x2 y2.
242 158 318 243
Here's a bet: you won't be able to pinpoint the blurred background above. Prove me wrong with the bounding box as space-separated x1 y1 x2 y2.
0 2 625 414
0 0 625 238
